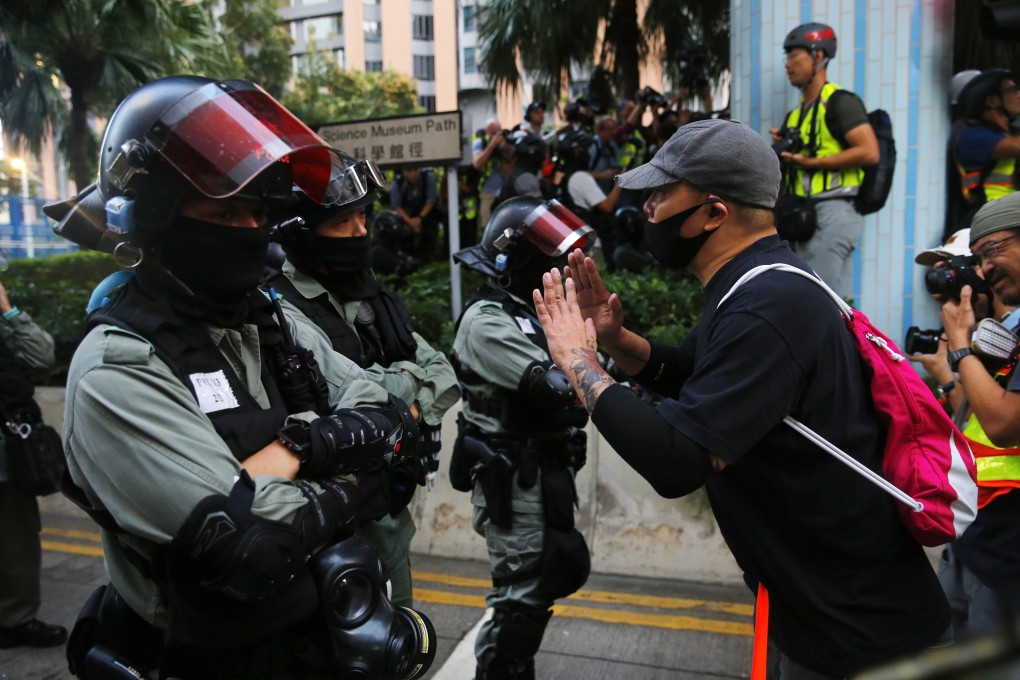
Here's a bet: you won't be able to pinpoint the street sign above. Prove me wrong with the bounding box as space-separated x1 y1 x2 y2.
316 111 463 169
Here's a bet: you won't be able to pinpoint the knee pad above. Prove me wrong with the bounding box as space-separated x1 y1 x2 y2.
492 604 552 661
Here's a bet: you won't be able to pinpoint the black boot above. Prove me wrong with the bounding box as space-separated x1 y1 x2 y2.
0 619 68 648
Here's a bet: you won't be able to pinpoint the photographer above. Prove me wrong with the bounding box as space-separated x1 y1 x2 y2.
773 22 879 299
588 118 623 193
952 69 1020 228
940 193 1020 637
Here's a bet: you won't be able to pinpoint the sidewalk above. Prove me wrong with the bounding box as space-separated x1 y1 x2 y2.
0 494 757 680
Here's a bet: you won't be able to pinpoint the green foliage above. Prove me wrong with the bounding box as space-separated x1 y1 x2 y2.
2 251 119 385
4 250 706 385
281 47 421 126
601 267 705 345
201 0 293 98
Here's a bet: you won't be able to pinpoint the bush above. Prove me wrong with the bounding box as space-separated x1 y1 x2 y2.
3 251 120 385
5 251 707 385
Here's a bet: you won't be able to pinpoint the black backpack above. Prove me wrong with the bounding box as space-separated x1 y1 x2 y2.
829 90 896 215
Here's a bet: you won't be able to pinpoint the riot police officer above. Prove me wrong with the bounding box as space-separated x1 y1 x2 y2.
47 76 434 679
267 151 461 607
450 197 595 680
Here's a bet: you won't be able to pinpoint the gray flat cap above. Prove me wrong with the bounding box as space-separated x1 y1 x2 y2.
616 119 781 209
970 192 1020 245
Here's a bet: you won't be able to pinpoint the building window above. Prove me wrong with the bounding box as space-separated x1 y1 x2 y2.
304 15 341 41
419 95 435 112
365 60 383 72
413 54 435 81
364 20 381 42
412 15 433 40
303 0 330 5
333 48 345 69
463 5 476 32
464 47 476 74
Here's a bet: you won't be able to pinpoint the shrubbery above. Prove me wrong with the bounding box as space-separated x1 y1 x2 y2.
5 251 706 385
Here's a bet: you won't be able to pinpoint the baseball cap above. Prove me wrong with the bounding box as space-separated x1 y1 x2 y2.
969 192 1020 245
616 119 781 209
915 229 972 266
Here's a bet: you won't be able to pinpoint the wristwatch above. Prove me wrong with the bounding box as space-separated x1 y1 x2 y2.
277 423 312 463
937 380 956 397
948 347 974 373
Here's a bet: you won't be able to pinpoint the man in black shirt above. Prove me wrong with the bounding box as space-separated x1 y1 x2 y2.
534 119 950 678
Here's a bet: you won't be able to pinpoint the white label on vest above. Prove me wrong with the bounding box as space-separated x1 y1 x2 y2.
515 316 536 334
189 370 240 413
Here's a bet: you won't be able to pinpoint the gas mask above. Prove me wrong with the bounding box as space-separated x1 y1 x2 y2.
309 531 436 679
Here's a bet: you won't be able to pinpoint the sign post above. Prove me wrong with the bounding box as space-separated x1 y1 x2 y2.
317 111 465 319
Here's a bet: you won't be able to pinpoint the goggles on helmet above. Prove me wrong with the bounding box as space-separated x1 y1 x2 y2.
516 200 596 256
134 80 333 203
320 151 387 208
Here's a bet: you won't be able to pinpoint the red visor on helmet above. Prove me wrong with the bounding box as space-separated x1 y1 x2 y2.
522 200 596 256
145 80 332 202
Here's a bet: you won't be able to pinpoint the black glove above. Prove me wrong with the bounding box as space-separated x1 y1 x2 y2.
278 396 419 479
415 422 442 488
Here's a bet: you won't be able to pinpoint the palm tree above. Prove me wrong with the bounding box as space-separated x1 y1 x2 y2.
0 1 228 191
478 0 728 109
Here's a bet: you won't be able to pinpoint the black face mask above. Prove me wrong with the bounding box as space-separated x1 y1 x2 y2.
288 234 380 300
644 198 721 269
159 216 270 304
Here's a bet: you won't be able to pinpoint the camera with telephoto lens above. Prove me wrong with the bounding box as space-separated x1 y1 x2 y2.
924 254 991 301
772 127 804 156
636 86 669 109
904 326 943 356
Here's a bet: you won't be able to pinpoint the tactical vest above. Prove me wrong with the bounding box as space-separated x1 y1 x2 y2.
397 171 431 217
956 122 1019 206
90 283 298 460
268 274 417 370
454 287 589 435
961 348 1020 508
783 82 865 198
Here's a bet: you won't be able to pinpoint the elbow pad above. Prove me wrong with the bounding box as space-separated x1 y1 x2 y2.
170 471 356 602
519 360 579 410
279 396 420 479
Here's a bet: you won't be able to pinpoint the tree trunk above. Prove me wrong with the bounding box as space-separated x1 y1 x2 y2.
612 0 642 100
68 85 93 192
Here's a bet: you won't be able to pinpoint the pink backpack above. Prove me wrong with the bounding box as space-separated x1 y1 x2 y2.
719 264 978 547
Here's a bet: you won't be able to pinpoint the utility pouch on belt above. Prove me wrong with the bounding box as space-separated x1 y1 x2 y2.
449 412 477 492
463 435 515 529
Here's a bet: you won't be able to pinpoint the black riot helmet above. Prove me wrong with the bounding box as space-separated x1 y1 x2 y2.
555 130 594 171
506 130 548 172
72 76 334 246
453 197 595 280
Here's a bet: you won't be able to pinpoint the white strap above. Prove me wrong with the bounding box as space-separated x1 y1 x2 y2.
719 263 923 513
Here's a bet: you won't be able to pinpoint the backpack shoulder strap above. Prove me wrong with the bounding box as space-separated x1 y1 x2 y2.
717 263 852 318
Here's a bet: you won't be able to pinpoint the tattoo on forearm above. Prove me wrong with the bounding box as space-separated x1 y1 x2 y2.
568 347 616 414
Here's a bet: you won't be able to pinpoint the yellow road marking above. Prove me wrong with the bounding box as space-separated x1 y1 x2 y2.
414 588 752 637
42 527 102 541
41 540 104 557
413 570 753 616
40 531 753 634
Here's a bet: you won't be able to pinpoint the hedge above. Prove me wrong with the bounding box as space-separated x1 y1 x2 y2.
4 251 705 385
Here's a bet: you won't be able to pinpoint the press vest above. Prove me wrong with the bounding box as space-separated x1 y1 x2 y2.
956 122 1019 205
784 82 865 198
618 128 646 171
961 350 1020 508
473 133 499 190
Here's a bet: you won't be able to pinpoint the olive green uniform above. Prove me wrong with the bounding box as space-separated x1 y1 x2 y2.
276 262 460 606
0 310 55 627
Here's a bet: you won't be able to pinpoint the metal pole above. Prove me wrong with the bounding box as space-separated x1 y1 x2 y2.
447 165 462 319
21 164 33 259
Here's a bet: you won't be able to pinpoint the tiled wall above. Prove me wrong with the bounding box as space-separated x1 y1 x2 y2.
732 0 954 339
